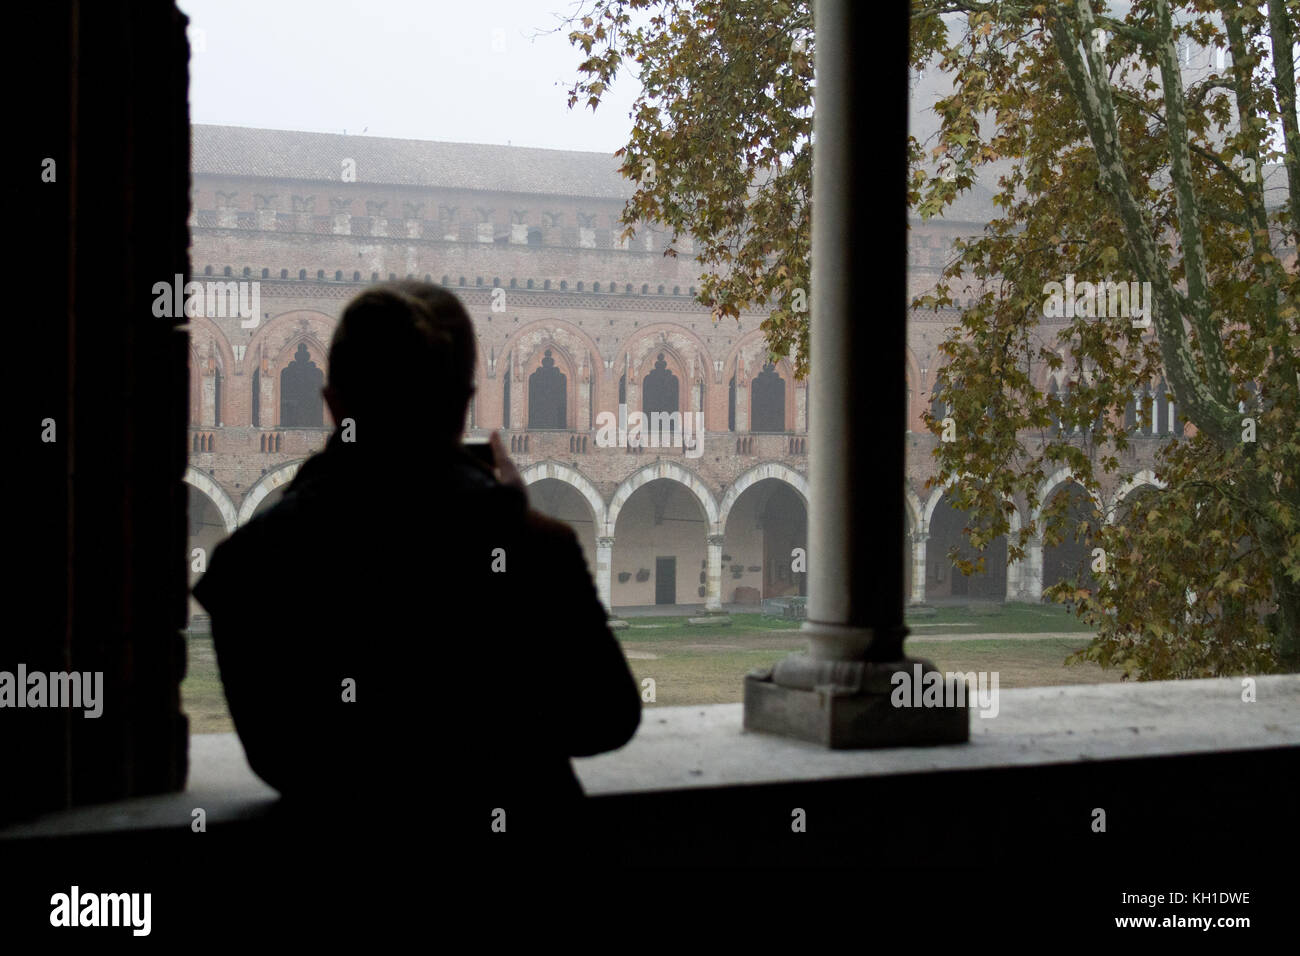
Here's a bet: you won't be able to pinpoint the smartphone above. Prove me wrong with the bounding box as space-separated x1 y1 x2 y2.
463 438 495 469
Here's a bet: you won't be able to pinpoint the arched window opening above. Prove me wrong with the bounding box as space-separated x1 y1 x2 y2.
642 353 680 445
279 342 324 427
251 366 260 428
930 387 947 424
212 367 222 427
502 356 512 428
528 349 567 429
750 363 785 432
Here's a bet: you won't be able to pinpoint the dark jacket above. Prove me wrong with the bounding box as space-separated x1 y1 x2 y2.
193 431 641 837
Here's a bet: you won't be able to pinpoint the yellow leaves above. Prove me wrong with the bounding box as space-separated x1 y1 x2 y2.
1213 569 1249 596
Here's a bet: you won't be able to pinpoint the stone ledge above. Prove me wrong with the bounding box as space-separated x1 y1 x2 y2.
573 675 1300 794
1 734 278 840
4 675 1296 838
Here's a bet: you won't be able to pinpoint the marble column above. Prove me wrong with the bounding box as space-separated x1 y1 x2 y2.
1017 535 1044 602
705 534 725 611
595 535 615 611
910 532 928 606
742 0 966 747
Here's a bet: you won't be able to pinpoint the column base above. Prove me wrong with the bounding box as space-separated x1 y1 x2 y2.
743 657 970 749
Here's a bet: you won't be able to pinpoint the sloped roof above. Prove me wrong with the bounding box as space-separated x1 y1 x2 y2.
191 124 636 199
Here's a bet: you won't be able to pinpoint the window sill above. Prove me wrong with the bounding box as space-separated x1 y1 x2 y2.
575 674 1299 793
4 675 1296 840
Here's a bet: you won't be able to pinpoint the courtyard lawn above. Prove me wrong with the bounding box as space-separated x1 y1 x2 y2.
622 635 1113 706
182 611 1112 732
182 634 231 734
903 601 1097 634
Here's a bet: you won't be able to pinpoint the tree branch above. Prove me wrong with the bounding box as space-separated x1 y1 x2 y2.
1050 0 1238 445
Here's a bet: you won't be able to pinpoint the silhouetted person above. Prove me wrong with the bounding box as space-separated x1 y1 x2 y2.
193 281 641 858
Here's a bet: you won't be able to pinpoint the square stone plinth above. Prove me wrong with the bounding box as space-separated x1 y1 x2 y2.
743 674 970 749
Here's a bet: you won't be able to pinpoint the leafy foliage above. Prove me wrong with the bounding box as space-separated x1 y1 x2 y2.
567 0 1300 677
910 0 1299 677
565 0 813 374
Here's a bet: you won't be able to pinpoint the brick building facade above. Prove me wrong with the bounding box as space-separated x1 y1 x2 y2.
185 124 1177 619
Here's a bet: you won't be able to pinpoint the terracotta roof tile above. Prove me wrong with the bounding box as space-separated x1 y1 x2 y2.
192 124 635 199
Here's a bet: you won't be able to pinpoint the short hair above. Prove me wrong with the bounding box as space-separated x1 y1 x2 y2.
328 282 476 436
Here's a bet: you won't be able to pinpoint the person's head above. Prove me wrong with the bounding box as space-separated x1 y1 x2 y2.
325 281 477 445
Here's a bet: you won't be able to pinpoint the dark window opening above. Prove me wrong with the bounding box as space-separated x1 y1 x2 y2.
528 349 567 429
279 343 324 427
642 353 680 445
750 363 785 432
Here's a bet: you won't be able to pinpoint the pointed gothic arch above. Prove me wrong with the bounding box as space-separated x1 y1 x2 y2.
279 342 325 427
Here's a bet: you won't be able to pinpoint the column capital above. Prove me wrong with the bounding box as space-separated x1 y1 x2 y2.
596 535 616 549
707 533 726 547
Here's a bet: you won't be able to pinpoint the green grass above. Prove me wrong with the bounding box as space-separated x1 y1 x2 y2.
904 601 1096 634
182 635 232 734
616 612 801 642
183 609 1109 732
623 634 1111 706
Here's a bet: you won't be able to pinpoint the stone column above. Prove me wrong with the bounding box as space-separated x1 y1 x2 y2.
705 534 725 611
910 532 928 605
1018 535 1044 602
734 376 749 433
595 536 615 611
743 0 966 747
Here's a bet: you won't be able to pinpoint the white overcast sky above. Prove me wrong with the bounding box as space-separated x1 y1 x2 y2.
178 0 640 153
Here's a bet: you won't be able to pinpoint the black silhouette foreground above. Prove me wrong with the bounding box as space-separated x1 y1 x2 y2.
193 281 641 854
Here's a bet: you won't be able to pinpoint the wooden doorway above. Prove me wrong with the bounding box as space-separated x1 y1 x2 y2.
655 556 676 604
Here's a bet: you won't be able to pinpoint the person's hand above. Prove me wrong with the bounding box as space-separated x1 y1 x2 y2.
489 430 527 499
